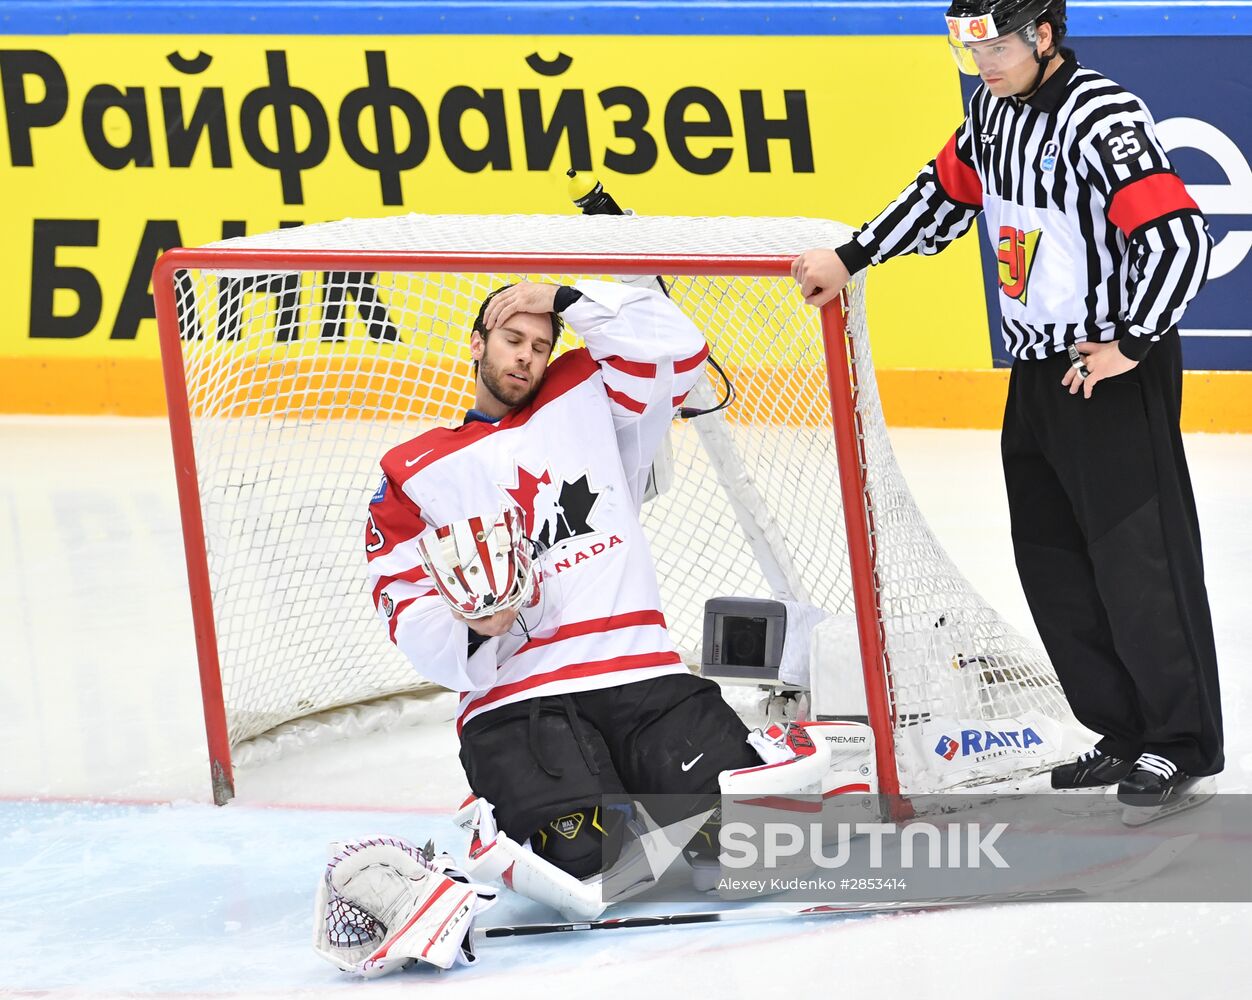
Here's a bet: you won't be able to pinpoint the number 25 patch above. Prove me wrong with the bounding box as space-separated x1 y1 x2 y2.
1097 124 1151 167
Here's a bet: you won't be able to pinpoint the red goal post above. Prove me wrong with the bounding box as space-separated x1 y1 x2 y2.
154 247 893 805
152 214 1082 809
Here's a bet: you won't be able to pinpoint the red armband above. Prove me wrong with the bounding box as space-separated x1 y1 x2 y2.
1108 173 1198 236
935 133 983 207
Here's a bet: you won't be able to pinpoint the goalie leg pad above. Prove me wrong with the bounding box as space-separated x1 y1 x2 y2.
719 721 878 812
805 720 879 798
312 836 496 978
712 724 839 898
718 721 834 796
456 797 608 921
711 723 881 898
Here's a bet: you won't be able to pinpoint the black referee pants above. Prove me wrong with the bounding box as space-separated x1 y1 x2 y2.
1001 329 1223 776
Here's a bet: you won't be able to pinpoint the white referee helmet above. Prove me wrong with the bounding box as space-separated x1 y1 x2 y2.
417 506 538 620
945 0 1066 81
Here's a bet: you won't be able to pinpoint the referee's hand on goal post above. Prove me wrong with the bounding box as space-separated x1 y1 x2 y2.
791 249 850 308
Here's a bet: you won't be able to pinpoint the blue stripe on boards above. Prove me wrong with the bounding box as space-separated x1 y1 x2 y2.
2 2 1249 37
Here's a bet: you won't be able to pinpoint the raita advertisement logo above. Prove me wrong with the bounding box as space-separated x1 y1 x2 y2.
934 726 1045 761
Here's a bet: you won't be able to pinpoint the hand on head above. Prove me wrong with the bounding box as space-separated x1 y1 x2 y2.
482 282 559 333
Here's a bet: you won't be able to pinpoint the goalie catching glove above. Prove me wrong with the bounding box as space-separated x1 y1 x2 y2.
313 836 498 978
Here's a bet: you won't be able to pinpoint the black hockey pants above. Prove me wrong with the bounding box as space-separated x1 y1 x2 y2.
1001 329 1223 776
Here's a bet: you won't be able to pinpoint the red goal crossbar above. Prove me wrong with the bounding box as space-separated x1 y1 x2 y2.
151 248 896 807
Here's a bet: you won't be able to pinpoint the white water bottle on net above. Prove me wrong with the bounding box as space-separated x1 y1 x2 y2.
153 213 1088 807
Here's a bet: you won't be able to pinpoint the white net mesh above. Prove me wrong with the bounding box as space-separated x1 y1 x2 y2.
162 213 1082 792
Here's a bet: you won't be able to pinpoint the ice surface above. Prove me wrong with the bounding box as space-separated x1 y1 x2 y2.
1 417 1248 997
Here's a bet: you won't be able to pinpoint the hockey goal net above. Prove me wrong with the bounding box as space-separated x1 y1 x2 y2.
154 214 1084 806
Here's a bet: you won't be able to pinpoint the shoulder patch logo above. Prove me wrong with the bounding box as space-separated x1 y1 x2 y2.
370 476 387 504
1040 140 1059 173
997 227 1043 305
1097 124 1149 168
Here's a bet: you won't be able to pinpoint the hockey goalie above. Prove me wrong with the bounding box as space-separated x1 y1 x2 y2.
315 279 875 976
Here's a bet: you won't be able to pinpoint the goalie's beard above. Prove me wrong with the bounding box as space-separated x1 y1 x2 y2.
479 352 543 413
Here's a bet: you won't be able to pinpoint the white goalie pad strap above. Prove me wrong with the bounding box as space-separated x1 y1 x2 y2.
312 836 497 977
719 722 834 796
455 797 607 921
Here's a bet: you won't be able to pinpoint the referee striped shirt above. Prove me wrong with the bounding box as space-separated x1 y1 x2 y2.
837 50 1212 362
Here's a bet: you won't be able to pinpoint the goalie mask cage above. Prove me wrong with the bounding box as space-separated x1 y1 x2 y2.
153 214 1084 808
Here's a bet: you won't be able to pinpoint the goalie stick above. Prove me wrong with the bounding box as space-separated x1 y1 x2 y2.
476 833 1194 941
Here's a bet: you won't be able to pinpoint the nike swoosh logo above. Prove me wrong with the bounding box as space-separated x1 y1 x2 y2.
681 753 704 772
405 449 434 468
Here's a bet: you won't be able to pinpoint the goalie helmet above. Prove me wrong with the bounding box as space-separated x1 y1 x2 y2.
417 505 537 620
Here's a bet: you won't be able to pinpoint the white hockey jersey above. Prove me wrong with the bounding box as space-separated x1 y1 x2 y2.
365 280 709 732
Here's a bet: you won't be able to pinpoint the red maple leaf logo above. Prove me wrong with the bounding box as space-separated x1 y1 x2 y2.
504 466 552 530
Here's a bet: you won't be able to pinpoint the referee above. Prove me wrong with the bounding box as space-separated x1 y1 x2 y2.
793 0 1223 811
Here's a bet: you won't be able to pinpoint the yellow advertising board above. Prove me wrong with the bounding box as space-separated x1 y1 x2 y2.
0 33 992 416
